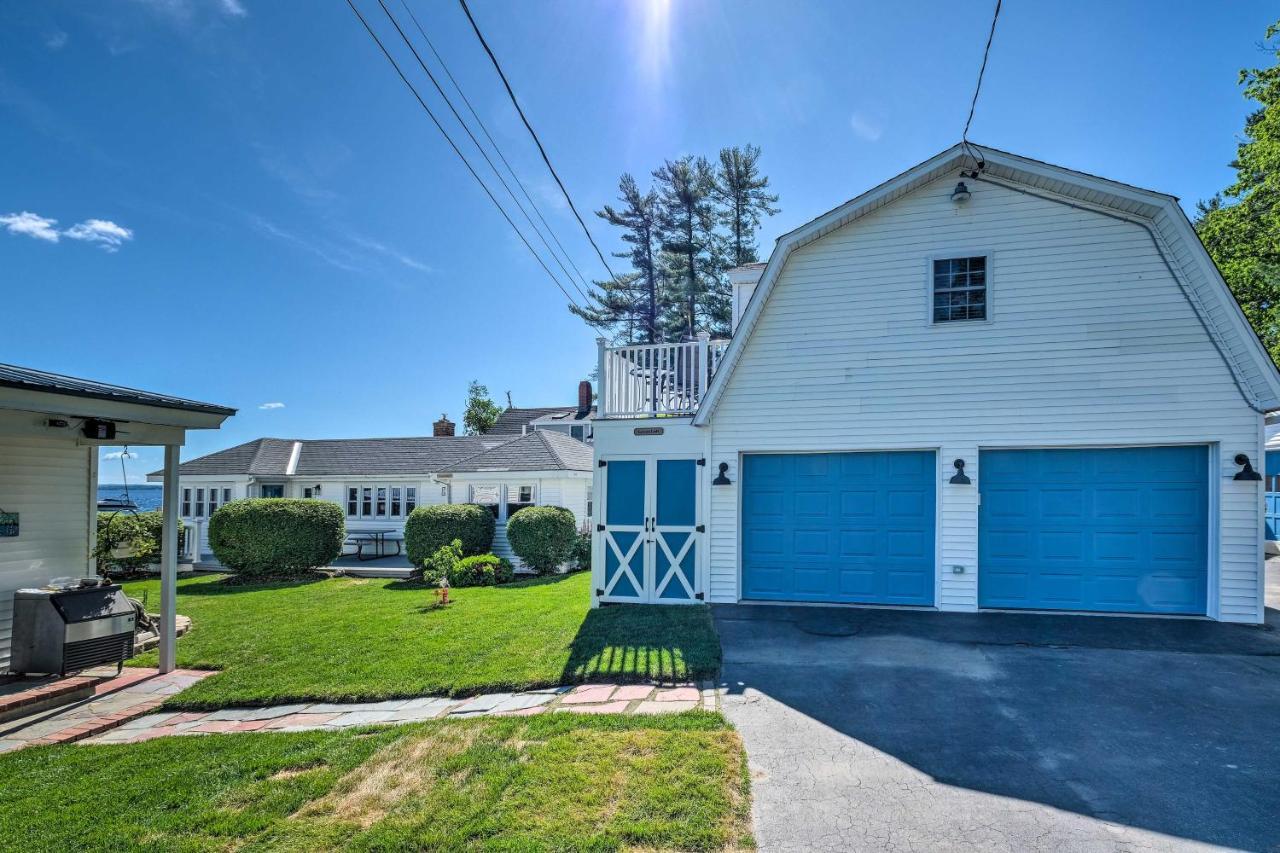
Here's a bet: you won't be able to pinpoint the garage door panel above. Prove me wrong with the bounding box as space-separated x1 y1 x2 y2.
742 451 935 606
979 447 1207 615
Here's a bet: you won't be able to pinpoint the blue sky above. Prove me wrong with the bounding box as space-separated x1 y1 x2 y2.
1 1 1275 482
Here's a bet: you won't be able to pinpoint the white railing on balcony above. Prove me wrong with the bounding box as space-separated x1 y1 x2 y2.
597 332 730 418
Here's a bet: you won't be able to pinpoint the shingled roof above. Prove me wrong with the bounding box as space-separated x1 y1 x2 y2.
152 435 514 478
486 407 574 436
439 430 592 473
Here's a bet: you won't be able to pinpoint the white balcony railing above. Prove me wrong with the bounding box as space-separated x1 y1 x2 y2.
597 332 730 418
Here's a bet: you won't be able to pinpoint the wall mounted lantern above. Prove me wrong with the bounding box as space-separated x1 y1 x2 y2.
712 462 732 486
1233 453 1262 481
949 458 971 485
314 484 323 496
950 181 972 204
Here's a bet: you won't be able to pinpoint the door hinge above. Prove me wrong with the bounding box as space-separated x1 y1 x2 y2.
596 524 605 532
695 592 705 600
695 524 705 533
697 458 706 466
595 588 604 597
598 460 607 467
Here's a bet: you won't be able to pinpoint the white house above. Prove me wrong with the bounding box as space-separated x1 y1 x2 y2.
591 143 1280 623
155 415 592 566
0 363 233 673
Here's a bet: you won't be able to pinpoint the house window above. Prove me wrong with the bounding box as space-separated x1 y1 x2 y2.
932 256 987 322
208 488 220 516
303 487 314 499
222 488 232 505
260 484 285 498
195 488 205 518
586 486 593 521
507 484 535 520
345 484 417 519
471 484 501 518
181 488 191 517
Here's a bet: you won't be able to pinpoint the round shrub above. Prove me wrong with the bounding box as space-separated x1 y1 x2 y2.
569 530 591 573
95 511 185 574
450 554 514 587
420 539 462 586
208 499 345 578
405 503 494 564
506 506 577 575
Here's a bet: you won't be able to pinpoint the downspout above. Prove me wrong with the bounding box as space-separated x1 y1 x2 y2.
971 174 1267 414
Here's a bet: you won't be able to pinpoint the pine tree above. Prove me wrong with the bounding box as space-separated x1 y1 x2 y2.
713 145 780 268
653 155 725 339
462 381 502 435
570 174 663 343
1197 20 1280 363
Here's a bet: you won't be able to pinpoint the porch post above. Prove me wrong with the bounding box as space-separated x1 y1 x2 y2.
159 444 180 673
596 337 608 418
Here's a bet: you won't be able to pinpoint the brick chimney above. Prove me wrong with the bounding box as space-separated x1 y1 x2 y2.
433 413 455 437
578 380 593 413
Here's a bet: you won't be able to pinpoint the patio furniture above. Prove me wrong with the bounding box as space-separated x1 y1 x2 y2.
345 528 402 561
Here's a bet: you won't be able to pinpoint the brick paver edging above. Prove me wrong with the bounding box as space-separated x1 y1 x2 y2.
84 682 722 745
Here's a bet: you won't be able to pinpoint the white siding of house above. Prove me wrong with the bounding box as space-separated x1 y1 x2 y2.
702 175 1264 622
0 437 92 671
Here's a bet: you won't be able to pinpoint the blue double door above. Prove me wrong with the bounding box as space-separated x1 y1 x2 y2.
979 446 1208 615
741 451 937 605
600 458 701 603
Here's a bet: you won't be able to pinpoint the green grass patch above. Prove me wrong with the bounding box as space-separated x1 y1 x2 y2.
0 714 753 851
123 572 721 710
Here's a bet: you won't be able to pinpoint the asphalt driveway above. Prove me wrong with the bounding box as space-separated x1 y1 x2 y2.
716 566 1280 851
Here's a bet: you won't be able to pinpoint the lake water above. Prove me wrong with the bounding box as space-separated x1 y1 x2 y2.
97 484 164 512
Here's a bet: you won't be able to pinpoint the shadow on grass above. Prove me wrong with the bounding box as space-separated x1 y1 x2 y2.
174 574 329 596
561 605 722 686
381 572 582 592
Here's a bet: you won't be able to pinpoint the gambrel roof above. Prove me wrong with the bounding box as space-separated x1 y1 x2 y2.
694 143 1280 423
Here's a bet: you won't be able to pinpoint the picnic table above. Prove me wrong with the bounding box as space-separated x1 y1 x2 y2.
345 527 402 561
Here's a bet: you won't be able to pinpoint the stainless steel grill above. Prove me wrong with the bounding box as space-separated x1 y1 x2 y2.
10 585 136 676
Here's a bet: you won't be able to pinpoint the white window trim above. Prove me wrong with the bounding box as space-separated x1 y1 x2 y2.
344 482 418 520
925 250 994 326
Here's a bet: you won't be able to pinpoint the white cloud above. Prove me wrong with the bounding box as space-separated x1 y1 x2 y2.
65 219 134 251
218 0 247 16
349 236 433 273
849 112 883 142
1 212 135 251
0 211 60 242
104 450 138 460
258 401 285 410
45 31 69 50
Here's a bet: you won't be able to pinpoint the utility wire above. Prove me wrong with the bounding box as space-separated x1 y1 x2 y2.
397 0 594 295
457 0 623 286
344 0 590 315
376 0 592 305
961 0 1001 168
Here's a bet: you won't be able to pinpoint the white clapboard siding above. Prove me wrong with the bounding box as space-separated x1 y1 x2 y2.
707 175 1264 621
0 437 91 671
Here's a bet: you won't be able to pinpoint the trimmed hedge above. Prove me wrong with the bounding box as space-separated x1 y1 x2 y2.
405 503 494 564
570 530 591 573
451 554 515 587
506 506 577 575
95 511 185 574
208 499 345 577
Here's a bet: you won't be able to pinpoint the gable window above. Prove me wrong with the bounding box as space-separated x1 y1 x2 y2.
932 256 987 322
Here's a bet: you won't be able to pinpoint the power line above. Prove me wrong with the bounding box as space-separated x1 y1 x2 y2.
396 0 594 295
375 0 592 305
961 0 1001 166
457 0 622 285
344 0 591 316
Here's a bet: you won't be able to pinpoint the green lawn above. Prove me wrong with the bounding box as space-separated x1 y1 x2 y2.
124 571 721 710
0 713 753 851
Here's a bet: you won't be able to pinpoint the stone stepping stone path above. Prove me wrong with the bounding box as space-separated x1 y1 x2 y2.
82 682 720 745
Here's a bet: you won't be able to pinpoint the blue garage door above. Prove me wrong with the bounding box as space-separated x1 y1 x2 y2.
979 447 1208 615
1265 450 1280 541
741 451 936 605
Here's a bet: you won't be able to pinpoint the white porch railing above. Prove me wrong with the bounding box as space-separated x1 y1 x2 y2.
597 332 730 418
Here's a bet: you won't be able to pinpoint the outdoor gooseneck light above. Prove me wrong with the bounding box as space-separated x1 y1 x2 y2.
1233 454 1262 481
